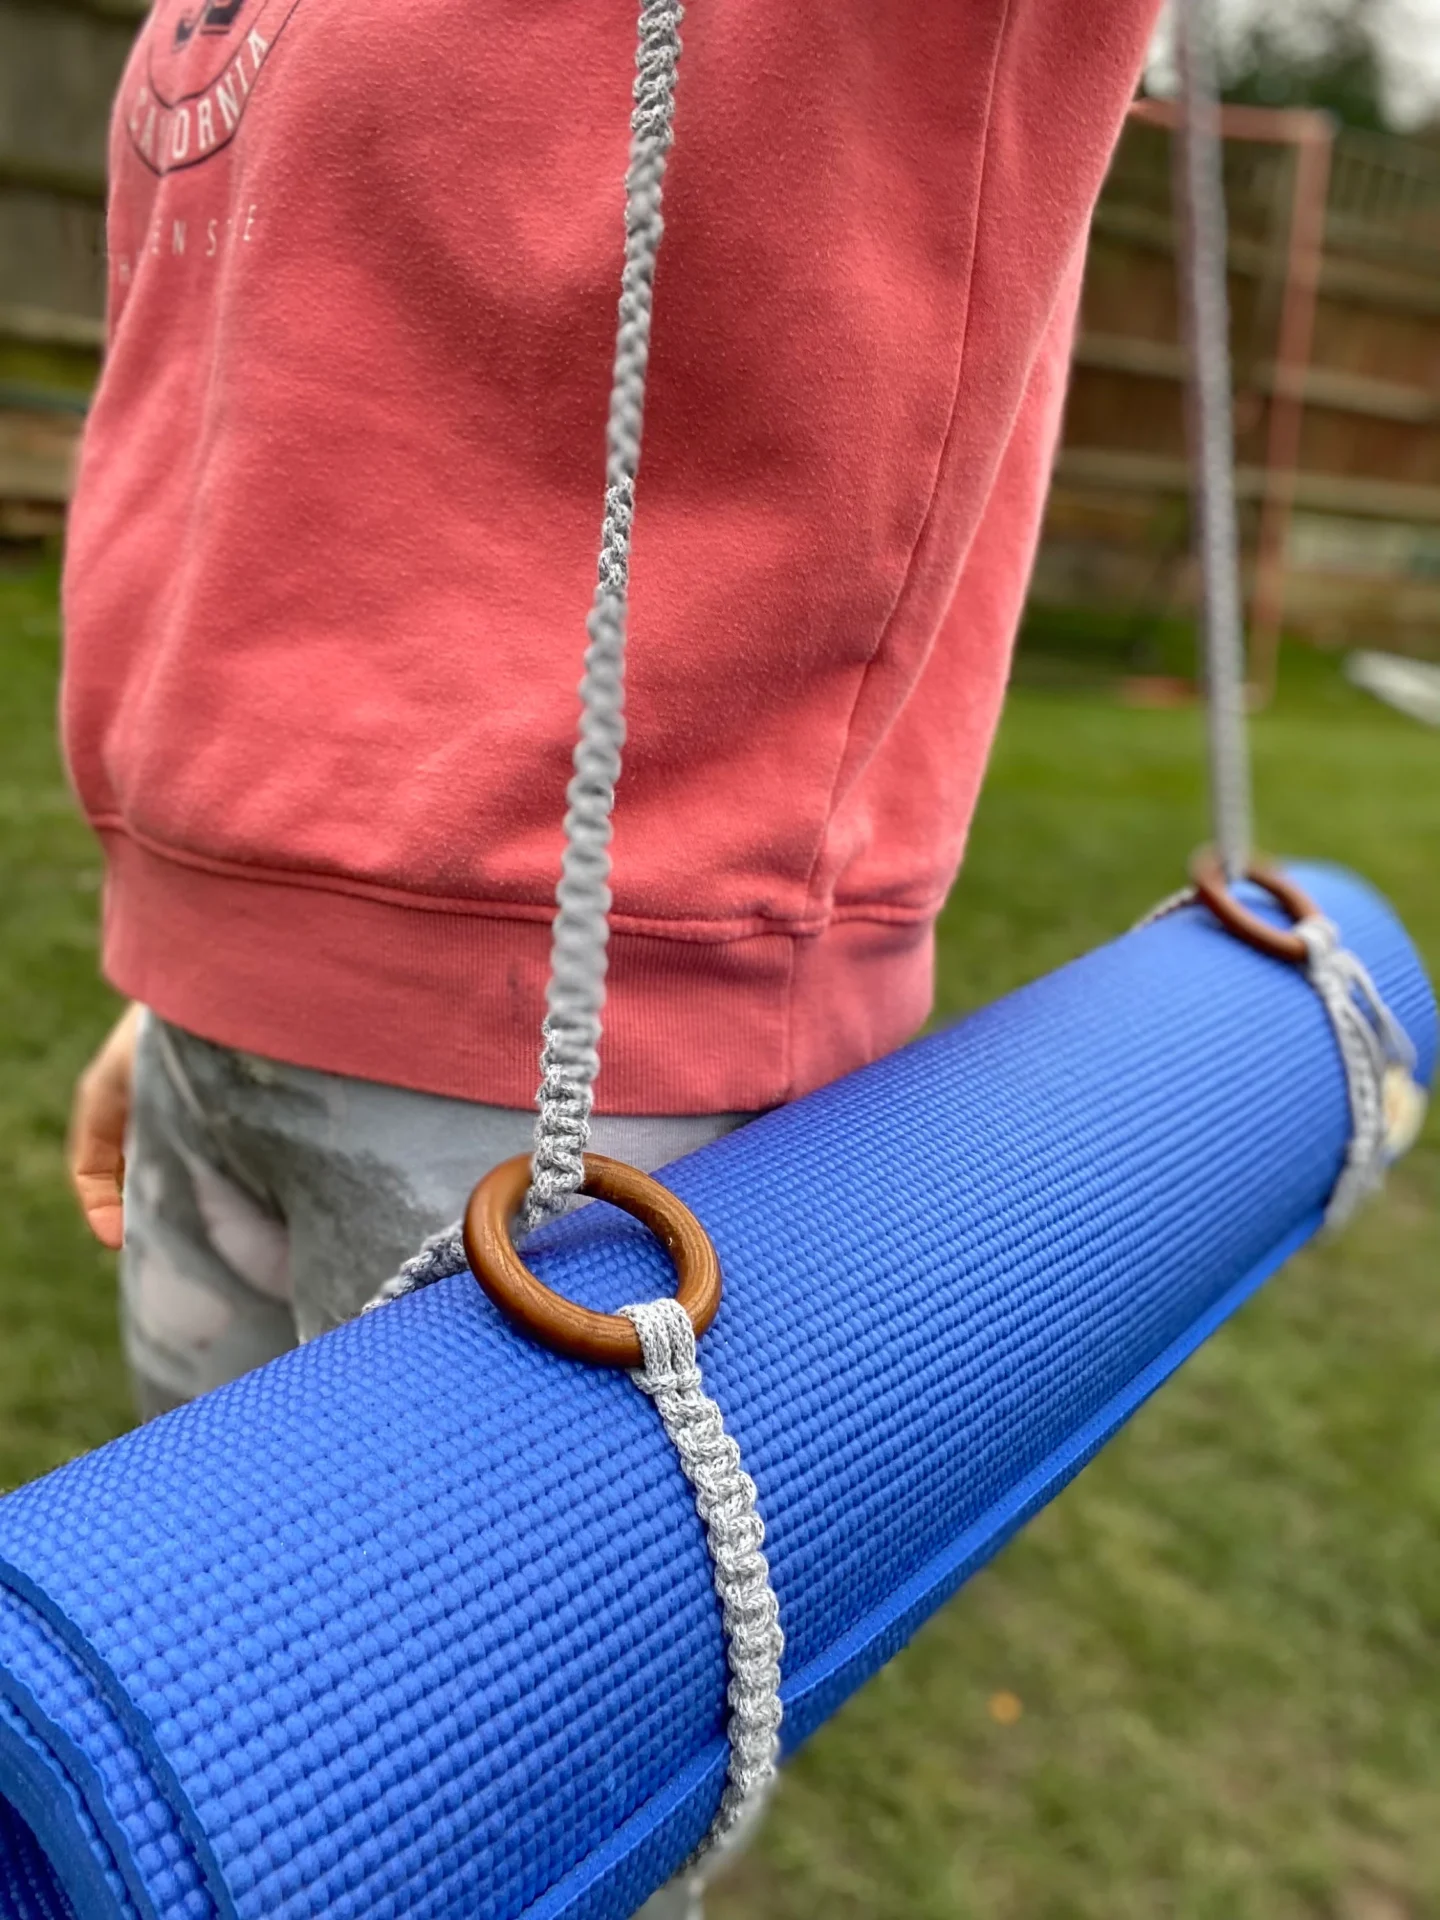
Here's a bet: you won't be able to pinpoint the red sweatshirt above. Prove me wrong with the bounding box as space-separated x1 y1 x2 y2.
63 0 1158 1114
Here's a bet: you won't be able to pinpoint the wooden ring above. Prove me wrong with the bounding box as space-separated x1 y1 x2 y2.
1188 848 1320 964
462 1152 722 1368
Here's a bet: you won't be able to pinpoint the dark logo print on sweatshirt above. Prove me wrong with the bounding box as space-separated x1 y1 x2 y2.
124 0 304 176
172 1 249 47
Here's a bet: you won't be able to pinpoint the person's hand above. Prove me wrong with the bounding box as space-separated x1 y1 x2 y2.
68 1003 142 1251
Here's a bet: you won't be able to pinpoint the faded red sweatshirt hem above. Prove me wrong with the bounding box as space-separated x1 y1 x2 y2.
100 828 936 1113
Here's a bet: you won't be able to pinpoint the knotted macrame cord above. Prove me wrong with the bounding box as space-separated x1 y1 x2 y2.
366 0 783 1864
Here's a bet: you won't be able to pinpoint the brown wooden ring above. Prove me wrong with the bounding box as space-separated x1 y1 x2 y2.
1188 848 1320 965
462 1152 722 1368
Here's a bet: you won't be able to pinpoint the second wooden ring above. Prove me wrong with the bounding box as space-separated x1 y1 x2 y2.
1188 849 1319 964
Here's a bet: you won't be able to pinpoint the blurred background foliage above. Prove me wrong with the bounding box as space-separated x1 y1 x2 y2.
1223 0 1392 129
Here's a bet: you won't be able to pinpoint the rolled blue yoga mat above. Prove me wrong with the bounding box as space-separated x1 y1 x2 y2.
0 864 1431 1920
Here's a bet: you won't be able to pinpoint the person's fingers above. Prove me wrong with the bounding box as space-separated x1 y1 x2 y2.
71 1161 126 1250
70 1103 127 1249
68 1005 141 1251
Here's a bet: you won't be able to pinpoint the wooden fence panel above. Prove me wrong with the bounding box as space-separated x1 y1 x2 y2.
0 0 140 525
1040 114 1440 658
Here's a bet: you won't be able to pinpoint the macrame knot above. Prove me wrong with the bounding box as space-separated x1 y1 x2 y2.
364 0 789 1883
1295 914 1421 1229
621 1298 784 1864
521 0 684 1233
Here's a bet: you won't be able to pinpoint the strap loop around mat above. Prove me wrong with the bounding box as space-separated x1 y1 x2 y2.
1294 915 1427 1227
465 1155 784 1862
1140 863 1426 1232
620 1299 784 1867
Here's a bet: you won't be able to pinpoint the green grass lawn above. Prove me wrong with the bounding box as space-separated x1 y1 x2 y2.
2 554 1438 1919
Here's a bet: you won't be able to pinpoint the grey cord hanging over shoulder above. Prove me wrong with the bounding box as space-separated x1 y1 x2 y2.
1134 887 1424 1233
364 0 685 1306
523 0 686 1234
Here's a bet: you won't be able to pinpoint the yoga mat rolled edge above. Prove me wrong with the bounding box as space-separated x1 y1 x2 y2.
0 863 1428 1920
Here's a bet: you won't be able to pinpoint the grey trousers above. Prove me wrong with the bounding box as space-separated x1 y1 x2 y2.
122 1011 747 1411
121 1012 750 1920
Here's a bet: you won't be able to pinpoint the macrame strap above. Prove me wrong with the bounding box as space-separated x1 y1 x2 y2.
1135 886 1425 1230
1295 916 1425 1228
621 1299 784 1866
523 0 685 1234
365 1219 467 1307
367 1286 784 1871
366 0 685 1307
1157 0 1426 1231
371 6 784 1867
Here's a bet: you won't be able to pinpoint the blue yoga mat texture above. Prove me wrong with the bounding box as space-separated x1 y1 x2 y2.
0 867 1431 1920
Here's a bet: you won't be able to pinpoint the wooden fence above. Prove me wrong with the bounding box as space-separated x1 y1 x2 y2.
0 0 140 534
1042 111 1440 658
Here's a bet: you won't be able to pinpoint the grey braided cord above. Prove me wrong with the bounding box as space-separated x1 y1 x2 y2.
363 0 684 1308
367 7 786 1871
1173 0 1253 881
1152 3 1426 1231
620 1299 784 1862
523 0 685 1234
364 1221 467 1309
1296 917 1422 1228
1131 882 1200 931
1132 890 1423 1229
